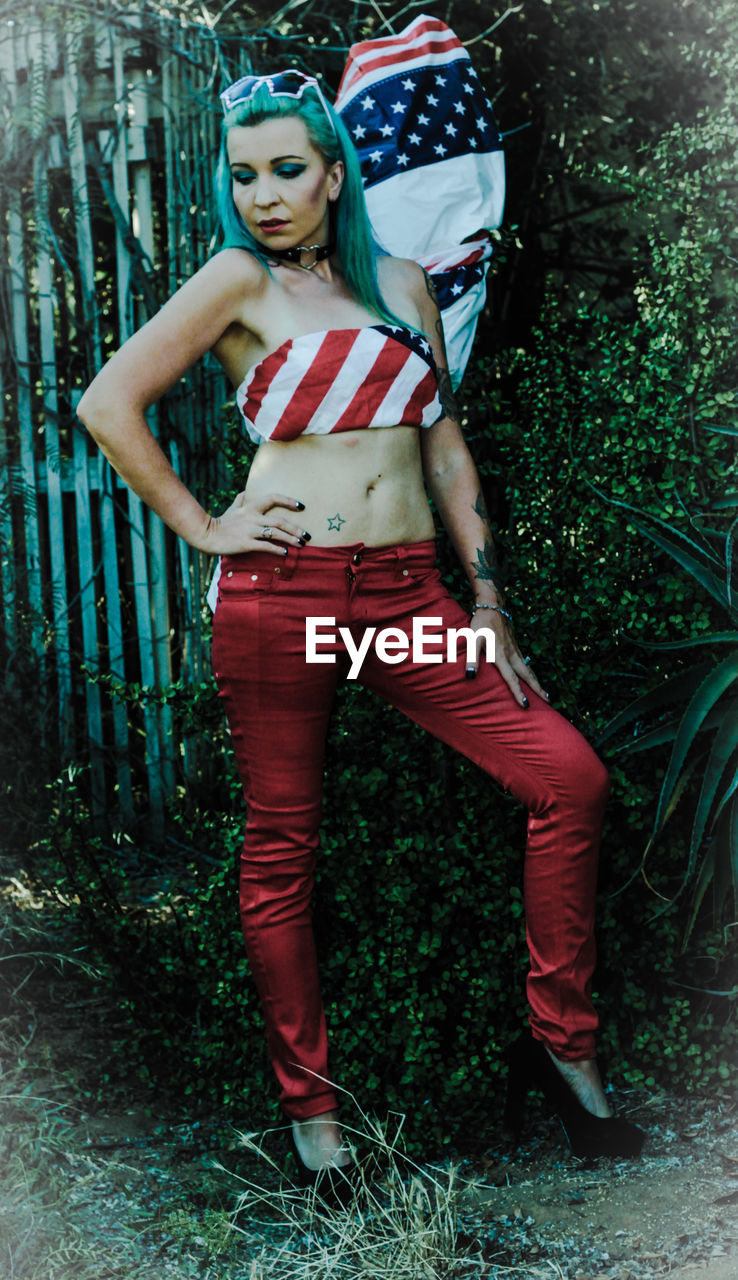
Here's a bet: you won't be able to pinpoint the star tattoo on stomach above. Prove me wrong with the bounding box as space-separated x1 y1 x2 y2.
327 513 346 531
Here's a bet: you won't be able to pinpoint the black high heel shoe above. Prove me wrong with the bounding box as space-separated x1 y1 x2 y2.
289 1131 360 1207
504 1030 645 1159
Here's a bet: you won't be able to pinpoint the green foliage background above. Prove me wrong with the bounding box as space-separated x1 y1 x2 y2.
3 0 736 1142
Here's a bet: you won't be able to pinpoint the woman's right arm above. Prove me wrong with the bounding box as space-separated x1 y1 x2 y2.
76 249 306 555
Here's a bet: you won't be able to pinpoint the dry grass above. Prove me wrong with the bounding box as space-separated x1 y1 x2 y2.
3 887 524 1279
216 1091 546 1279
15 878 725 1280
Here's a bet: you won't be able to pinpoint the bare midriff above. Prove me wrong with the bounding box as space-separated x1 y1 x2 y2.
243 424 436 547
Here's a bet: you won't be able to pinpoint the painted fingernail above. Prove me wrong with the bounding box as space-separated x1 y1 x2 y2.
301 530 312 541
295 500 305 510
544 691 550 701
522 695 530 709
466 665 477 679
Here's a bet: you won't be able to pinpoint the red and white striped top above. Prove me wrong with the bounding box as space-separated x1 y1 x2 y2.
236 324 441 443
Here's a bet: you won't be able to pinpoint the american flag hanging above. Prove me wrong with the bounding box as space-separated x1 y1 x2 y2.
335 13 505 389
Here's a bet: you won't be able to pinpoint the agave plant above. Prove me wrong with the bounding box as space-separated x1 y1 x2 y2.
595 494 738 940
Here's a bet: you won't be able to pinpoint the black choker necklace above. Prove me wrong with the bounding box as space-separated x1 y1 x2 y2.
268 242 335 271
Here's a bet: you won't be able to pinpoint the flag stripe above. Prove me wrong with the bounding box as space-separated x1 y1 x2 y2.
236 327 440 442
340 32 464 81
242 330 330 441
421 236 493 273
339 23 461 70
302 330 388 435
269 330 362 440
343 15 463 59
337 17 466 101
237 339 294 442
399 366 442 426
337 49 471 106
368 343 437 427
330 338 411 433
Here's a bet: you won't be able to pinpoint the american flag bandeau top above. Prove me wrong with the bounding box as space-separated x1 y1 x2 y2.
236 324 441 444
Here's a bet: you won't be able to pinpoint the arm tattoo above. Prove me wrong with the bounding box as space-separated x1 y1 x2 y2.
473 489 491 524
471 488 505 595
471 537 505 593
423 269 445 346
422 269 439 305
437 367 459 421
423 270 458 420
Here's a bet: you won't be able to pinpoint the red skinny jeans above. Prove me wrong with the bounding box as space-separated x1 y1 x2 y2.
211 539 610 1120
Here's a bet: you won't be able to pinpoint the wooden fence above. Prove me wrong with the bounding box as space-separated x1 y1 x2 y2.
0 5 255 835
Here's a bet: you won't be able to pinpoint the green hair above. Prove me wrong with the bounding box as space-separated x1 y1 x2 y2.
213 81 407 327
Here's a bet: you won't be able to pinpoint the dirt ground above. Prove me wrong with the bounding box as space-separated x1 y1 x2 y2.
458 1100 738 1279
2 876 737 1279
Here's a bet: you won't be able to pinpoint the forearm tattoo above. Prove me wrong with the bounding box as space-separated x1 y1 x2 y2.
471 487 505 596
471 538 504 587
473 490 491 524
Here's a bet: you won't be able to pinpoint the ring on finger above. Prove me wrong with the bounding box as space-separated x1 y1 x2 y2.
262 525 273 540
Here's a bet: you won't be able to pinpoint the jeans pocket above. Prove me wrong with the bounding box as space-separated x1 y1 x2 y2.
400 565 442 588
217 562 282 600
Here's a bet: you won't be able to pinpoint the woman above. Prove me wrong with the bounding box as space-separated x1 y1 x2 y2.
78 69 644 1182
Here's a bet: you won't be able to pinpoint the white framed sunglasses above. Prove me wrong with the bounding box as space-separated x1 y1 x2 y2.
219 68 337 137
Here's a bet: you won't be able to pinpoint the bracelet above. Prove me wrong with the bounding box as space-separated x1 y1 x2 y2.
471 602 513 622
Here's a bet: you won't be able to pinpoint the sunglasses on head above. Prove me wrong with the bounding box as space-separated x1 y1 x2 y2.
219 68 337 137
